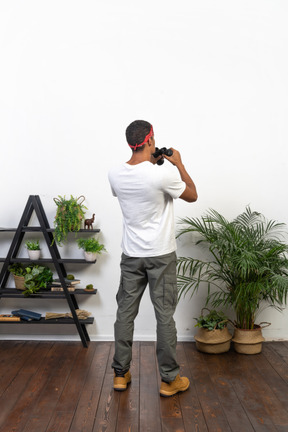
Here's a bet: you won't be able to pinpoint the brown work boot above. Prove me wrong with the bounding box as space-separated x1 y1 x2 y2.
113 370 131 391
160 374 190 397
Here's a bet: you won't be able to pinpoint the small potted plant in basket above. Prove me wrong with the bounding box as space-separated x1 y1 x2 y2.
77 237 106 262
8 263 28 290
194 309 232 354
25 240 41 260
9 263 53 296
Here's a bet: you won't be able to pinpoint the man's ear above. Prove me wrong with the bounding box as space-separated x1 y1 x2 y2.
147 136 154 147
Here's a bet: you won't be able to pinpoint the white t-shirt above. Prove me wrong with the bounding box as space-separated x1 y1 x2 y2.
108 161 186 257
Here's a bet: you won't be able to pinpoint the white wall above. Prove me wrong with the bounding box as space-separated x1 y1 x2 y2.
0 0 287 342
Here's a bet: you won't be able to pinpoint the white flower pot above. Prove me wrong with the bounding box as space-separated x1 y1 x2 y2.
28 250 41 260
84 251 97 262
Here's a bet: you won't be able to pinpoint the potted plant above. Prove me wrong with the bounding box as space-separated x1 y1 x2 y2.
9 263 53 296
77 237 106 262
25 240 41 260
23 264 53 297
8 263 28 290
194 309 232 354
53 195 87 246
85 283 96 292
177 206 288 354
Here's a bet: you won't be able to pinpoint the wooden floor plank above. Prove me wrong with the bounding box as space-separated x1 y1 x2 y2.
0 341 54 432
46 412 75 432
268 342 288 364
0 341 288 432
160 346 185 432
56 342 97 411
139 342 162 432
203 352 254 432
262 343 288 385
184 342 232 431
176 343 209 432
225 351 279 432
92 341 120 432
46 342 97 432
69 342 112 432
235 353 288 430
22 342 83 432
116 341 140 432
251 350 288 409
0 340 26 370
0 341 40 397
0 342 68 432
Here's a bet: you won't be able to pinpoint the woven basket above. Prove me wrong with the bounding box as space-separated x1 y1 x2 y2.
195 327 232 354
232 326 266 355
14 275 25 290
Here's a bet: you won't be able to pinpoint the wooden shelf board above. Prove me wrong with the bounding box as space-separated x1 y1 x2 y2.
0 288 97 299
0 317 94 324
0 258 96 264
0 227 100 232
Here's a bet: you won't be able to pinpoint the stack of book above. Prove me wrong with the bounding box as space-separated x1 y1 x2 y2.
11 309 42 321
0 314 21 322
50 278 80 292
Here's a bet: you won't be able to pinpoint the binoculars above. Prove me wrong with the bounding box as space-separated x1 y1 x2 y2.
152 147 173 165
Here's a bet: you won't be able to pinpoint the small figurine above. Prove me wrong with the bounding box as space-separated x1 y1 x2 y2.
84 214 95 230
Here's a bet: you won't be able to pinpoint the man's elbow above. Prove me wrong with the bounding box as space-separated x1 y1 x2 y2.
187 192 198 203
180 189 198 203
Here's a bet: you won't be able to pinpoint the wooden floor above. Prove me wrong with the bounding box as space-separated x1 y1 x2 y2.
0 341 288 432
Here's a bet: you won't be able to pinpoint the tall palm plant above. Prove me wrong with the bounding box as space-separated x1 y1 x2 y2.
177 206 288 329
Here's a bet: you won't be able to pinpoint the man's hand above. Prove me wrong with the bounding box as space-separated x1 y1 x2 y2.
163 148 183 167
150 153 164 164
164 147 198 203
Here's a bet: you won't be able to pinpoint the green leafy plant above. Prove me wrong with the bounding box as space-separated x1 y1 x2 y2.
9 263 53 297
194 309 229 331
9 263 28 277
53 195 87 246
85 284 94 290
77 237 106 253
177 206 288 330
23 265 53 297
25 240 40 250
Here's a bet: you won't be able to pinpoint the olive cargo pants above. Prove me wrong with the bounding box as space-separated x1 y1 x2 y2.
112 251 180 382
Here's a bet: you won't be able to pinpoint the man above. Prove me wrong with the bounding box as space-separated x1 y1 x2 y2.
108 120 197 397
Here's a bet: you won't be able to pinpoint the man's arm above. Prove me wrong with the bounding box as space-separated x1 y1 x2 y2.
164 148 198 203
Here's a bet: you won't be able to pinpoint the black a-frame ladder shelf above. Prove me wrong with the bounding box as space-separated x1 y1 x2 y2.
0 195 100 347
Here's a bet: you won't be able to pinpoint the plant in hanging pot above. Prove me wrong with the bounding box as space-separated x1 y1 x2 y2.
177 206 288 354
77 237 106 262
194 309 232 354
25 240 41 260
53 195 87 246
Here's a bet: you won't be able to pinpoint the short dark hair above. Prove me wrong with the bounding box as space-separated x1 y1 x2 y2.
125 120 152 152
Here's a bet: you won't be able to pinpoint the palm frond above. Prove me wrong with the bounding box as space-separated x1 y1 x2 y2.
177 206 288 329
